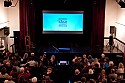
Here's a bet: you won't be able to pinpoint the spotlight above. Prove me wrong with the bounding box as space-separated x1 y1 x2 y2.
4 0 12 7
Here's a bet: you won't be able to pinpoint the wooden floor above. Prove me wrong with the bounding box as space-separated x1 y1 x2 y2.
0 45 124 55
103 46 123 53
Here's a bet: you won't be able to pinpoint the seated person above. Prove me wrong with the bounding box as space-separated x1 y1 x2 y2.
42 76 54 83
31 77 37 83
4 76 15 83
71 69 82 83
45 68 55 81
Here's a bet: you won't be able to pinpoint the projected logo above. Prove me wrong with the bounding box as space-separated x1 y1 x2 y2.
58 18 67 27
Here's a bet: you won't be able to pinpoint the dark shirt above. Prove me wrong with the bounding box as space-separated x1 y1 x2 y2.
71 74 82 83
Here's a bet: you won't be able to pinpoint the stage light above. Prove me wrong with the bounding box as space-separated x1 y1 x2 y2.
4 0 12 7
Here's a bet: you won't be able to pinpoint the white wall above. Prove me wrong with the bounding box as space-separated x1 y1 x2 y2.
8 0 20 36
116 8 125 43
8 0 19 52
105 0 125 52
105 0 118 37
0 0 8 28
0 0 19 52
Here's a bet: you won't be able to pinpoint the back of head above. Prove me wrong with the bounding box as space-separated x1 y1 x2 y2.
81 77 86 82
20 67 24 73
31 52 34 56
75 69 80 75
101 53 105 58
118 62 124 68
111 69 115 74
88 55 92 59
18 75 25 83
109 61 114 66
1 67 7 74
95 63 99 68
45 76 50 80
89 79 96 83
88 69 94 74
31 77 37 83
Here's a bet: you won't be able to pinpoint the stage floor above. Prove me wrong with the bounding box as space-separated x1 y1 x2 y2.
103 46 123 53
35 46 123 54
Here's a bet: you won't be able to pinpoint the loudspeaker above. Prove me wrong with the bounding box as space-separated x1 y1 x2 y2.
14 31 20 52
4 27 9 36
110 26 116 35
4 1 12 7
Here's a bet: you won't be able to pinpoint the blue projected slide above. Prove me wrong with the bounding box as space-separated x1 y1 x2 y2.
42 11 83 34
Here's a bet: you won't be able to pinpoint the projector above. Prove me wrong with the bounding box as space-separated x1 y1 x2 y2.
4 1 12 7
118 0 125 8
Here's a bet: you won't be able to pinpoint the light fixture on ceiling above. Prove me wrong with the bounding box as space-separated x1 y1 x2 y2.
4 0 12 7
4 0 19 7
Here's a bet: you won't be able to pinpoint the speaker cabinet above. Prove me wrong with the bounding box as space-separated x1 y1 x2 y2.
4 1 12 7
110 26 116 36
14 31 20 53
4 27 9 36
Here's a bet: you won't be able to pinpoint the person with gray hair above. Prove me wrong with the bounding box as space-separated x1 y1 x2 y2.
31 77 37 83
88 69 94 75
117 62 124 79
18 67 31 80
87 69 95 80
106 61 114 75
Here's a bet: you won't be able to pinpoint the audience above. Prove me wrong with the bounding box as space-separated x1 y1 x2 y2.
0 51 124 83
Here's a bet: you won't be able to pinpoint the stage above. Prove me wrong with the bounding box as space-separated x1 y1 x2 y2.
34 45 123 54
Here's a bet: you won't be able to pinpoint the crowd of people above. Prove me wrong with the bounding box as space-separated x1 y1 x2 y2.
0 51 124 83
70 54 124 83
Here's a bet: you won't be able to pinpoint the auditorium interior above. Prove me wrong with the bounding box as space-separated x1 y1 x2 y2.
0 0 125 83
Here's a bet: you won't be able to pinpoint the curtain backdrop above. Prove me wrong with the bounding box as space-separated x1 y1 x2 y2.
19 0 106 53
91 0 106 53
19 0 35 52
